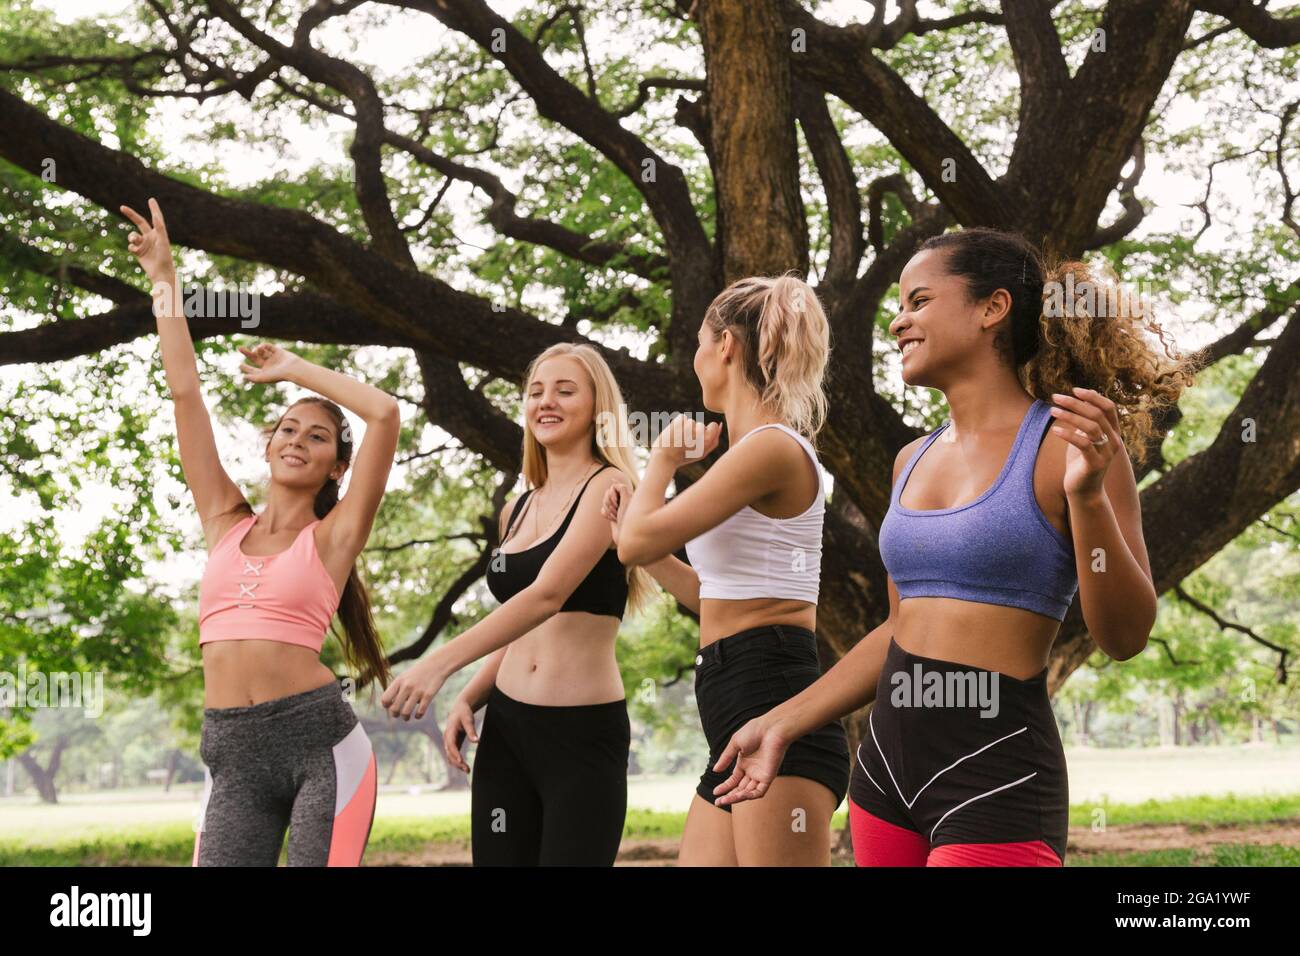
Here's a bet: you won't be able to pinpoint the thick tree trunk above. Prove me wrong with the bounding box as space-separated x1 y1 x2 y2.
697 0 808 282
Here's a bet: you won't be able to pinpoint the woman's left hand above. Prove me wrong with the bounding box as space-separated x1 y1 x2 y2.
1050 387 1121 500
238 342 301 385
650 414 721 471
709 714 793 807
380 656 448 721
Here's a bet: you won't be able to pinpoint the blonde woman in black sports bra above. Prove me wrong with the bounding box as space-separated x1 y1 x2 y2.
380 343 652 865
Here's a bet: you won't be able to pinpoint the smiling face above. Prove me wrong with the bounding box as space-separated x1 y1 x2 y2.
525 356 595 452
265 400 346 492
890 248 1011 389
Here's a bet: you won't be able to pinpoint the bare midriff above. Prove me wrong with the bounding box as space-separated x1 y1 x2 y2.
494 611 624 706
202 640 336 708
698 597 816 647
894 598 1061 680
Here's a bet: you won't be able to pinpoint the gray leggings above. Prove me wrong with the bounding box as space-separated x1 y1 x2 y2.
194 680 377 866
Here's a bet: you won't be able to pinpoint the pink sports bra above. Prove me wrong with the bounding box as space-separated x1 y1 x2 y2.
198 513 341 653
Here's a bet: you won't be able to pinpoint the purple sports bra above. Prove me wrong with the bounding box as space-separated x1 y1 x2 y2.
877 399 1079 621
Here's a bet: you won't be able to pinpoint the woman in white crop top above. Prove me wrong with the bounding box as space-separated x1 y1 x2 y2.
607 273 850 867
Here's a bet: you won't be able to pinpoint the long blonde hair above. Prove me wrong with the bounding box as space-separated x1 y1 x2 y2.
518 343 654 615
702 272 832 443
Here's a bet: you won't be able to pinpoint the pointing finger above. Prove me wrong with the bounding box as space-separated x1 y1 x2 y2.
119 204 149 230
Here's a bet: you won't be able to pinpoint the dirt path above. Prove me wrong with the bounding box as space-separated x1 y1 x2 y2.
1067 821 1300 858
364 821 1300 866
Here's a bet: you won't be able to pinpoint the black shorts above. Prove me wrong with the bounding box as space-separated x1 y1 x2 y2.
694 624 850 812
849 636 1069 861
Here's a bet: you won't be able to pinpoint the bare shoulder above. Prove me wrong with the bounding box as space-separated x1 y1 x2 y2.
201 508 252 554
892 434 929 484
730 425 820 493
1033 425 1073 486
498 492 522 540
731 425 814 469
584 465 627 500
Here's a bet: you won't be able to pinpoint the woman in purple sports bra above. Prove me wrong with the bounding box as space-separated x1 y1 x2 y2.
708 227 1195 866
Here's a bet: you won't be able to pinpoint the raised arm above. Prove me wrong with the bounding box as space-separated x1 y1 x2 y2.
602 478 701 614
1049 388 1156 660
239 344 401 565
121 199 245 550
616 418 803 567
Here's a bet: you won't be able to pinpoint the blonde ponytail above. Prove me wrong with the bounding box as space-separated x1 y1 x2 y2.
705 272 832 442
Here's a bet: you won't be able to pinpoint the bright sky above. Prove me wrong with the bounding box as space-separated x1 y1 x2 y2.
5 0 1290 584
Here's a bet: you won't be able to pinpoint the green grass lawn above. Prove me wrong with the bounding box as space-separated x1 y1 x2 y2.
2 795 1297 866
1065 792 1300 827
1070 846 1300 866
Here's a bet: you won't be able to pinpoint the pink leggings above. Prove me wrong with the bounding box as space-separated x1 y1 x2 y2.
849 798 1062 867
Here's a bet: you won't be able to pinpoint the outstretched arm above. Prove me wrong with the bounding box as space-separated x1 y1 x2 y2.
380 468 625 720
121 199 245 549
711 578 898 807
770 582 895 737
616 417 800 566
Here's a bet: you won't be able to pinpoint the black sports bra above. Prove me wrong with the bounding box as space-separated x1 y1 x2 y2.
485 464 629 619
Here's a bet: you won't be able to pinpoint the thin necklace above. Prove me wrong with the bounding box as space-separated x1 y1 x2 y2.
518 461 600 547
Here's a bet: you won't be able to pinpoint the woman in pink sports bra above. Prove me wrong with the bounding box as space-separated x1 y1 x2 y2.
121 198 400 866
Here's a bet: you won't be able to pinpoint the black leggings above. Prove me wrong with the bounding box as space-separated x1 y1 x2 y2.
470 684 630 866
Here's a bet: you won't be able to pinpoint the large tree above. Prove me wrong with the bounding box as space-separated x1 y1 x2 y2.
2 0 1298 719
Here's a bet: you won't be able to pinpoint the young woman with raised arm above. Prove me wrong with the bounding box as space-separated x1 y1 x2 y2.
606 274 851 867
122 198 400 866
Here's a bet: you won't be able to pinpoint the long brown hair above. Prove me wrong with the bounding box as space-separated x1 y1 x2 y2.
251 396 391 687
918 228 1197 463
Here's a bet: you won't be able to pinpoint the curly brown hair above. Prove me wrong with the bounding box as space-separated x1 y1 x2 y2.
919 228 1198 463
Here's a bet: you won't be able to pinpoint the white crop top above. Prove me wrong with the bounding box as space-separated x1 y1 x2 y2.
684 423 825 603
